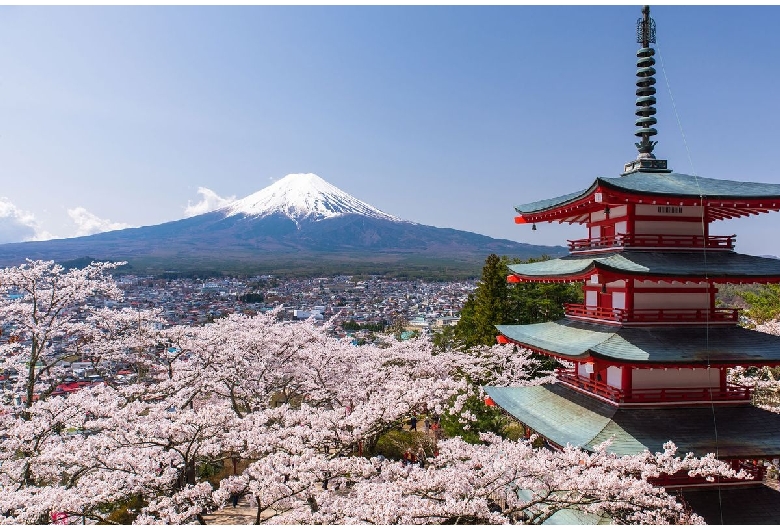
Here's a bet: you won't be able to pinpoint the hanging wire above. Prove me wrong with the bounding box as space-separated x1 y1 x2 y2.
657 45 696 176
657 41 724 526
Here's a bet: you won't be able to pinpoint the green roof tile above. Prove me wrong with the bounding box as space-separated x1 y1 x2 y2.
497 320 780 364
602 172 780 199
682 486 780 525
484 384 780 458
508 251 780 280
515 172 780 214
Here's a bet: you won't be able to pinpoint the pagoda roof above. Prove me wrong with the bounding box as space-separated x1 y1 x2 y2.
681 486 780 525
484 383 780 458
496 320 780 365
515 172 780 223
519 485 780 524
507 251 780 283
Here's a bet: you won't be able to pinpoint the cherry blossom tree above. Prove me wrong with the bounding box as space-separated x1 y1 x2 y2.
0 385 231 524
0 262 751 525
268 434 738 525
0 260 125 408
729 319 780 413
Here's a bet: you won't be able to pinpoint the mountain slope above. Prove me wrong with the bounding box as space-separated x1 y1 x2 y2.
0 174 565 277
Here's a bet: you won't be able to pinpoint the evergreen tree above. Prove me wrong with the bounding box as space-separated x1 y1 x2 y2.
506 256 582 325
454 254 508 348
742 284 780 324
452 254 582 348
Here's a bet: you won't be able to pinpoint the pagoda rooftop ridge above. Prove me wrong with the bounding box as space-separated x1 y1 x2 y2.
496 320 780 365
507 251 780 283
484 384 780 459
515 172 780 223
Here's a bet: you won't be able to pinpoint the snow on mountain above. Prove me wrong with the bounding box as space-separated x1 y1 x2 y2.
223 173 404 225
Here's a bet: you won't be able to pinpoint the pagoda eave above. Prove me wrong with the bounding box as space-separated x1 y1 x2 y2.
496 321 780 365
515 173 780 224
508 270 780 286
499 334 780 369
484 384 780 459
507 251 780 285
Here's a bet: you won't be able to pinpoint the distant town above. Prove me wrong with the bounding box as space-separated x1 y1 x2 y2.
1 274 474 408
113 274 473 337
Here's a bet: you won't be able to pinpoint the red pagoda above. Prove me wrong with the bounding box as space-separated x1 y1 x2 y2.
485 6 780 524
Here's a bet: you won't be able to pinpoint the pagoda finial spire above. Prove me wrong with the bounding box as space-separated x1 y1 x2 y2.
623 5 671 175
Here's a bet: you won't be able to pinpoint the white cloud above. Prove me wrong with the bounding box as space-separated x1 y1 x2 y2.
0 197 54 243
185 187 235 217
67 207 133 237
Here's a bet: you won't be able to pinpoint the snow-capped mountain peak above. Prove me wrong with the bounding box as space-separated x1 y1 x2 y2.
223 173 403 224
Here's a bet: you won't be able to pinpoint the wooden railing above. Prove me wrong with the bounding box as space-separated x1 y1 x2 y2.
628 385 752 403
564 303 739 325
555 369 622 402
568 234 736 252
556 368 753 405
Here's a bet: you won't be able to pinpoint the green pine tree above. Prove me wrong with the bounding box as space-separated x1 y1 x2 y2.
506 256 582 325
439 254 583 443
452 254 582 348
454 254 508 348
742 284 780 324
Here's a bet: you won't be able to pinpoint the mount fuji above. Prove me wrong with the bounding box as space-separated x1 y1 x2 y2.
224 173 403 224
0 174 565 277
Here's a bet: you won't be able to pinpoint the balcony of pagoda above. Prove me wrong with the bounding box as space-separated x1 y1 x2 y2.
567 234 736 253
650 460 766 488
555 368 753 407
564 304 739 326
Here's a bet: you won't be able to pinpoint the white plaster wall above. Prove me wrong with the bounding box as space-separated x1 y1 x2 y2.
615 220 627 234
633 292 709 310
611 205 628 218
634 280 708 289
578 364 592 378
590 205 627 227
612 292 626 309
632 367 719 389
607 366 623 389
591 225 601 238
634 220 704 236
585 290 598 307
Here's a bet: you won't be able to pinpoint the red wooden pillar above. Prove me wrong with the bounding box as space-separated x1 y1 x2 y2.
709 281 717 313
720 367 727 393
626 203 636 236
622 365 633 400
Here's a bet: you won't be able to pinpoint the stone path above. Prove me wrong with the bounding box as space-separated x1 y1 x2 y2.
200 498 256 525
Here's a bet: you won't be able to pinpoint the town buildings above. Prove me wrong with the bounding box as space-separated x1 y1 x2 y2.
1 274 473 405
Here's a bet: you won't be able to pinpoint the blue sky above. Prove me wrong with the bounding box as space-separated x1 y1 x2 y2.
1 5 780 256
